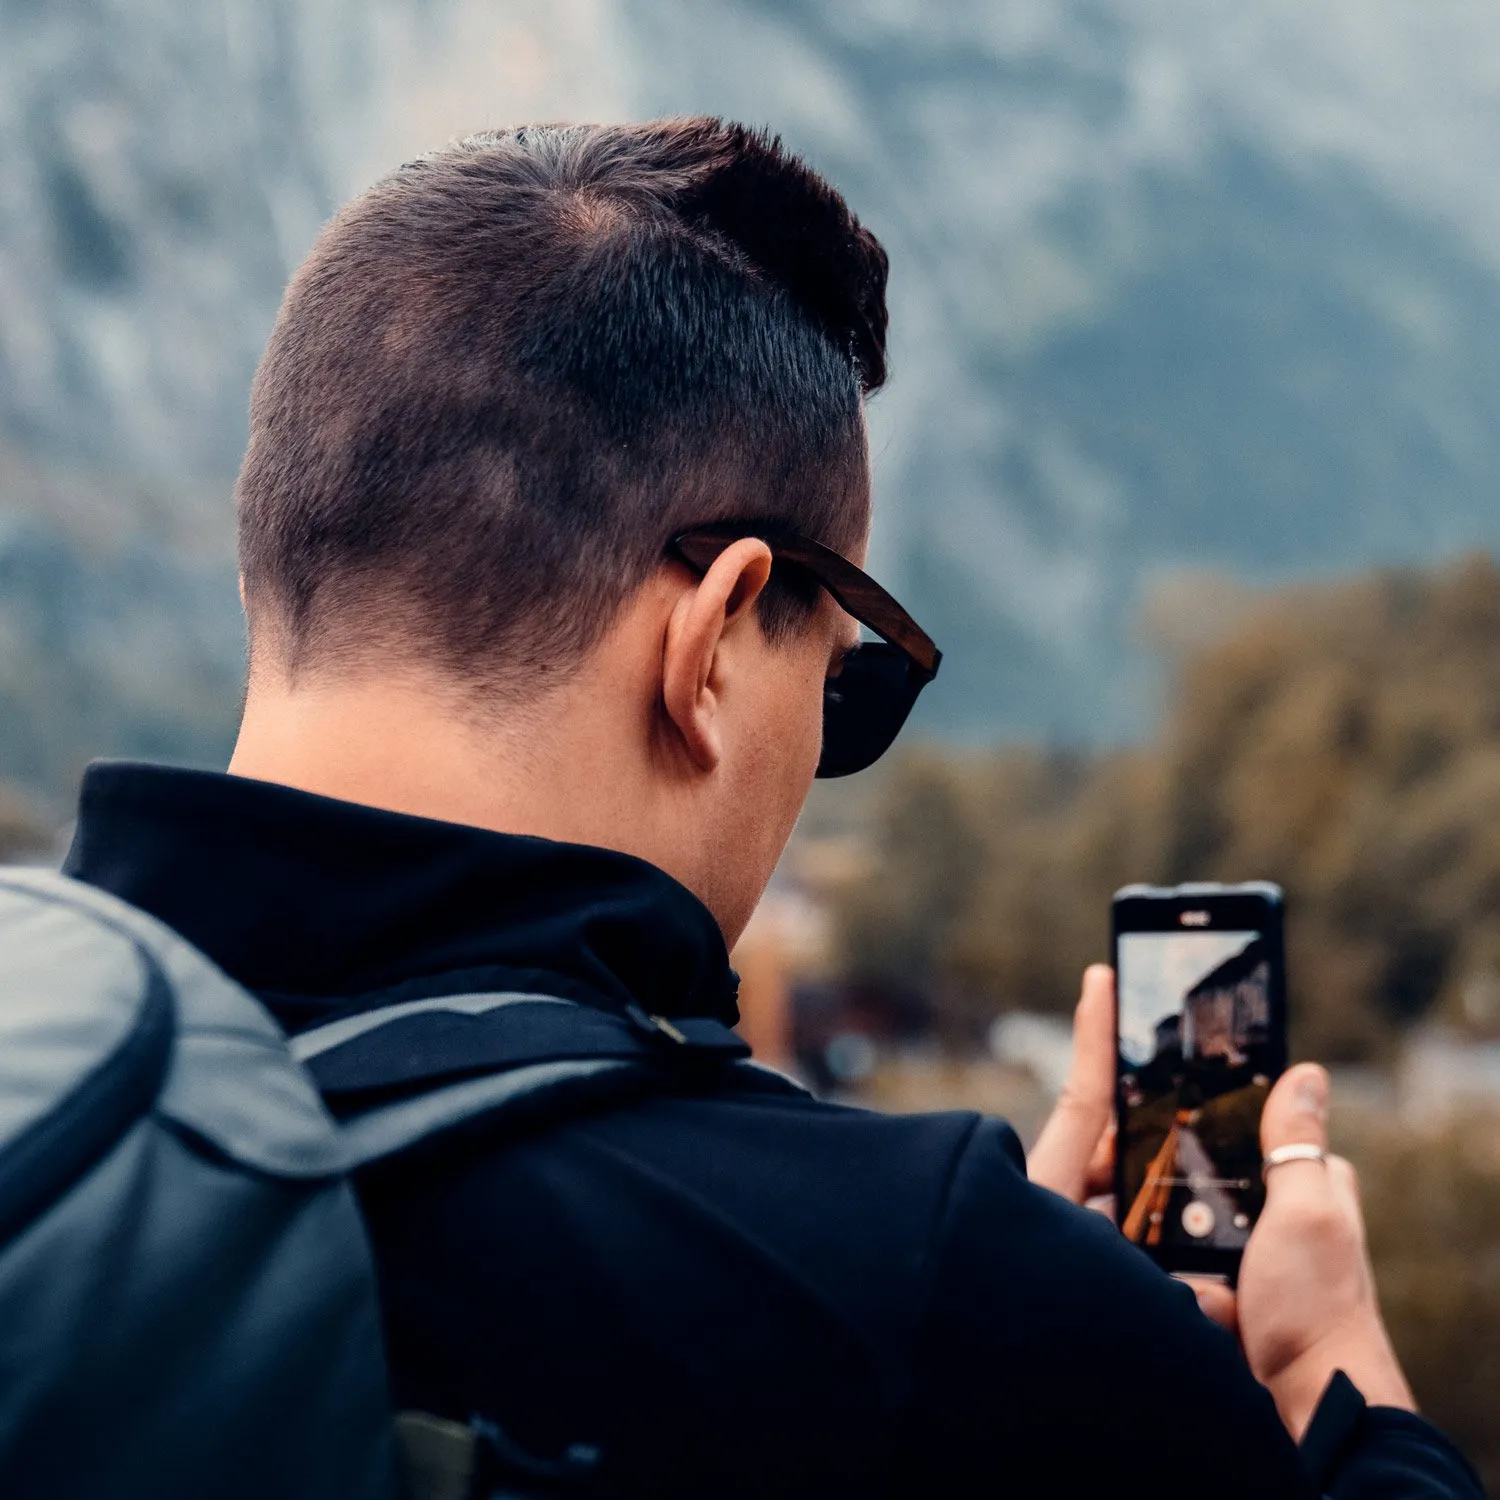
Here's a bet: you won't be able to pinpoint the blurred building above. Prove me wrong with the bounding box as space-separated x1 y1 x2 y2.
1183 941 1271 1067
732 836 935 1090
1397 1026 1500 1127
0 785 57 865
729 887 815 1073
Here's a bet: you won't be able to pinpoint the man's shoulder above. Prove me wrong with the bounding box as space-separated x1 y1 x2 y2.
643 1076 1023 1175
581 1079 1032 1245
364 1076 1035 1349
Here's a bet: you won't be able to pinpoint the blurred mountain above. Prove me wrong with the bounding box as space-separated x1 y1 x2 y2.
5 0 1500 800
0 440 243 794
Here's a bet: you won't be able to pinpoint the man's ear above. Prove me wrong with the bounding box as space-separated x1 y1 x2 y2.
660 538 774 774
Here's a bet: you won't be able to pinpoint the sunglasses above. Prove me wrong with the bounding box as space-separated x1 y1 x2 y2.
668 524 942 777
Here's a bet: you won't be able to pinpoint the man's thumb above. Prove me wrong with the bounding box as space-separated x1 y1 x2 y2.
1260 1063 1329 1157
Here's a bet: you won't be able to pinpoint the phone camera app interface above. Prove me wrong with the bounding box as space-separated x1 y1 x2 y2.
1117 930 1272 1253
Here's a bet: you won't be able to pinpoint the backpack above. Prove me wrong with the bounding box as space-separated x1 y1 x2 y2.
0 867 776 1499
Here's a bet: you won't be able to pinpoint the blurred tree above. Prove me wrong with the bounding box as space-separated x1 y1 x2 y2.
834 751 991 1044
831 552 1500 1061
1337 1110 1500 1495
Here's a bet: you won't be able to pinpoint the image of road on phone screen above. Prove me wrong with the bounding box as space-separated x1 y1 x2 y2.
1117 931 1274 1253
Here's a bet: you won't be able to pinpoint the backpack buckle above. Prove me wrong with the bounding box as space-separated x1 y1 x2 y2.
623 1003 689 1045
621 1004 752 1061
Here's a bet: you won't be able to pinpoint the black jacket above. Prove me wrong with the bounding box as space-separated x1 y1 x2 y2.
66 763 1483 1499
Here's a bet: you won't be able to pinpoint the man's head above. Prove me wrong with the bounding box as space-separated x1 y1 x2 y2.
232 119 890 941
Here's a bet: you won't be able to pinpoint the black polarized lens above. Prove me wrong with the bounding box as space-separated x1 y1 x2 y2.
817 642 925 778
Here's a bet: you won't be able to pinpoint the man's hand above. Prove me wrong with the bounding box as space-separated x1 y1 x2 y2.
1031 970 1420 1439
1026 964 1115 1204
1238 1064 1417 1437
1026 966 1256 1333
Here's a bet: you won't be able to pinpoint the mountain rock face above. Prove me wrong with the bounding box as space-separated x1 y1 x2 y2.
0 0 393 795
4 0 1500 799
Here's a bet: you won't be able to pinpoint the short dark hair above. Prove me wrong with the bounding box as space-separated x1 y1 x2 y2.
236 118 889 693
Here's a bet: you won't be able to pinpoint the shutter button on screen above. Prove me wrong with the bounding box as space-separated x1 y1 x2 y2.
1181 1201 1215 1238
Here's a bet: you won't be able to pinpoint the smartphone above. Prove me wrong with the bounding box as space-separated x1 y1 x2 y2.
1112 881 1287 1281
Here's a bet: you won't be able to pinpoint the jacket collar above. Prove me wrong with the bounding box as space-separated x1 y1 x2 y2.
64 761 741 1034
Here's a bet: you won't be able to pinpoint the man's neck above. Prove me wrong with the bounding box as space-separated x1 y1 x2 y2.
229 670 671 863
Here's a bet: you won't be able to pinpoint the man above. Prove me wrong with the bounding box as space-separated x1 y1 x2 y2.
66 120 1479 1497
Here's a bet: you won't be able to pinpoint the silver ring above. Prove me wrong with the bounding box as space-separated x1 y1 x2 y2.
1262 1143 1328 1181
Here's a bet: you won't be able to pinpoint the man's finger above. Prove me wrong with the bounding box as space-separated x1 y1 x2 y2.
1177 1276 1239 1336
1028 965 1115 1200
1070 963 1117 1104
1083 1119 1116 1197
1259 1063 1330 1204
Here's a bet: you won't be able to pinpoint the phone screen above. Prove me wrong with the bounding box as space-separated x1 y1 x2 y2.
1113 887 1286 1275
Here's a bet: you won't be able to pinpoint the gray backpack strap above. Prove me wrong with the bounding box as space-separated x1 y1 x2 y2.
393 1412 478 1500
296 994 654 1172
289 993 575 1064
735 1058 812 1096
336 1056 642 1170
297 991 759 1171
395 1406 605 1500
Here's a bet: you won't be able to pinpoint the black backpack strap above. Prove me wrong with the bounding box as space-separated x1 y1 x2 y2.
292 993 755 1171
